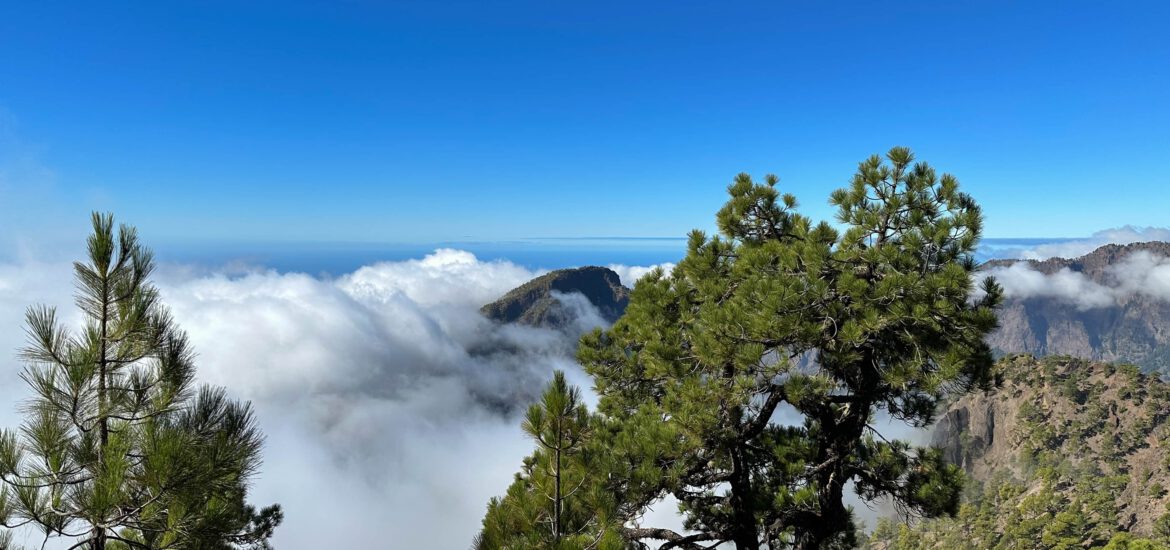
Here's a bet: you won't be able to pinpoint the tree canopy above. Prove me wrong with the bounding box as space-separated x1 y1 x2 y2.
480 147 1003 549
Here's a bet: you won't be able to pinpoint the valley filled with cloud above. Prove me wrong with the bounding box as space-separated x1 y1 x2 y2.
980 231 1170 310
0 248 672 548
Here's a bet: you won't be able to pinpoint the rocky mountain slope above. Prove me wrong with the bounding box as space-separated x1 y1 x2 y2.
870 355 1170 548
984 241 1170 373
480 266 630 329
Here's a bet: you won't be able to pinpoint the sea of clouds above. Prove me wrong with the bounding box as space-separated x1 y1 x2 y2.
0 248 672 548
992 226 1170 261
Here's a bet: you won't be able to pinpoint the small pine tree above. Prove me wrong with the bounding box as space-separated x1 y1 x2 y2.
0 213 280 550
521 372 591 544
476 372 625 550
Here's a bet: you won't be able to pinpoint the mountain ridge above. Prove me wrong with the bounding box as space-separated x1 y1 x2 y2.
981 241 1170 373
982 241 1170 276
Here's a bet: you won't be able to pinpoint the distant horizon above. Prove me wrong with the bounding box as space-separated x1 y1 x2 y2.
0 233 1142 273
136 234 1152 276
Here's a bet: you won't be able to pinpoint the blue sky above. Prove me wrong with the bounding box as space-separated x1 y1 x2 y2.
1 0 1168 246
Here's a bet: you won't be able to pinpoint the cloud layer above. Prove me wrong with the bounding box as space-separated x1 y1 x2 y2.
983 250 1170 310
0 249 621 549
5 228 1168 546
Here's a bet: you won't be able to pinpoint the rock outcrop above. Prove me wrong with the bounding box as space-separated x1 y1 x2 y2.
927 355 1170 539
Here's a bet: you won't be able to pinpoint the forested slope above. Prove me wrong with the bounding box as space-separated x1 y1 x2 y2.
871 355 1170 549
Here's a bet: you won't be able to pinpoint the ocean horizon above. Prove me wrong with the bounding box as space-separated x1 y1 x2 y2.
148 236 1083 276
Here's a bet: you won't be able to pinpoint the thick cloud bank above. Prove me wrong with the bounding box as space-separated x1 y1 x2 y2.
0 249 628 549
983 251 1170 310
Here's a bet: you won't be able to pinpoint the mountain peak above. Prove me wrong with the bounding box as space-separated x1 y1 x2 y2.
480 266 630 329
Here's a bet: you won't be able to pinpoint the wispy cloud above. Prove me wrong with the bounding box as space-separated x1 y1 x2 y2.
989 226 1170 261
606 262 677 287
981 250 1170 309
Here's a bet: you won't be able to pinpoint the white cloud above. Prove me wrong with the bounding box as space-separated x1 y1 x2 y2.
607 262 676 288
981 250 1170 309
1010 226 1170 260
338 248 541 308
0 249 663 549
0 260 76 404
549 290 613 338
1106 250 1170 300
981 263 1115 310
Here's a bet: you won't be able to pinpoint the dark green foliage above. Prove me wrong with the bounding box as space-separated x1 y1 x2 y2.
573 148 1001 548
0 213 280 550
1155 511 1170 540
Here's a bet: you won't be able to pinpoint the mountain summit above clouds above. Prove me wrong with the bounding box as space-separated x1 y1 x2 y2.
480 266 630 330
982 241 1170 374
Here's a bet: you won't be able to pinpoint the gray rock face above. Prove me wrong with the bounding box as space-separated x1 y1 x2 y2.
931 400 998 474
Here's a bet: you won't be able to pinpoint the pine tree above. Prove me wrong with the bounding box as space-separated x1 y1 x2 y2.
0 213 281 550
475 372 626 550
577 147 1003 549
521 372 590 545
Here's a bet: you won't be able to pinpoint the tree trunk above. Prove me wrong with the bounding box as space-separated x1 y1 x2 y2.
793 404 868 550
95 276 110 550
729 445 759 549
793 471 847 550
554 444 562 545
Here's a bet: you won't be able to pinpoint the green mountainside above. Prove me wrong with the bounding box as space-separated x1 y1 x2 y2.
870 355 1170 549
480 266 630 329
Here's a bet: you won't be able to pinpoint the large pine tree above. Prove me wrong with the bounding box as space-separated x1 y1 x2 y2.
0 213 281 550
575 147 1002 549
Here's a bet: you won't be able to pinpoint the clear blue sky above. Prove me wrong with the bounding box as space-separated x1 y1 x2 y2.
1 0 1167 244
